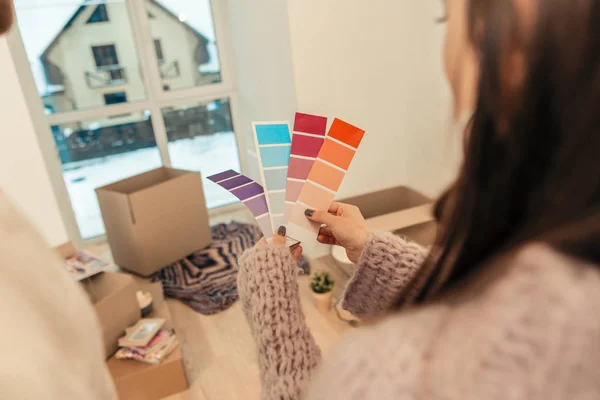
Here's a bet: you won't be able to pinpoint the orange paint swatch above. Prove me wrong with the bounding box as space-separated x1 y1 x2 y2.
318 140 355 170
309 160 345 191
297 182 335 209
327 118 366 148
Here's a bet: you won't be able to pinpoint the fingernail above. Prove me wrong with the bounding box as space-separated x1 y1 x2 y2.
277 226 286 236
304 209 314 217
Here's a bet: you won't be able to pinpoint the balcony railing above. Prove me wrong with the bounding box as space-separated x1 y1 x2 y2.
160 60 180 79
85 65 127 89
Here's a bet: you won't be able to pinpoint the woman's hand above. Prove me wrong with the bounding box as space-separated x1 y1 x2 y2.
255 226 303 260
305 202 369 263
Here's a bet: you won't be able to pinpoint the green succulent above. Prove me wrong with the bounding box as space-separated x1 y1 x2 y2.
310 271 334 294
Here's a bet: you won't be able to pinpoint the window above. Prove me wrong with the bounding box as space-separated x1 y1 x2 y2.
13 0 240 241
153 39 164 62
92 44 119 67
87 4 109 23
104 92 127 105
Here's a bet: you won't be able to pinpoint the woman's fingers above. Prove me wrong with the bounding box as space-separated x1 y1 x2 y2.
328 202 343 215
273 226 286 246
305 208 338 226
317 234 337 245
256 237 268 246
292 245 303 260
318 226 334 238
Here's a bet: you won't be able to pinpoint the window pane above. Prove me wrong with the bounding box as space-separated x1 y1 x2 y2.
145 0 222 91
162 98 239 208
14 0 146 114
55 111 162 238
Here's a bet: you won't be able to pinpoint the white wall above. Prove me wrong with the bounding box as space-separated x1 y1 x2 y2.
0 37 68 247
226 0 297 182
287 1 461 199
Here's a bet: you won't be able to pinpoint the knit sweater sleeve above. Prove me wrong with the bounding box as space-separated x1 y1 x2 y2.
341 232 429 317
237 246 321 400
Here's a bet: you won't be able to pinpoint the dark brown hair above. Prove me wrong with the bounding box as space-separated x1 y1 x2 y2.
404 0 600 304
0 0 13 35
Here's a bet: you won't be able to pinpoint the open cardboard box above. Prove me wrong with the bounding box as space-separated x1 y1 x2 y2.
80 272 140 359
55 242 140 359
96 167 211 277
341 185 436 244
333 186 437 275
106 282 188 400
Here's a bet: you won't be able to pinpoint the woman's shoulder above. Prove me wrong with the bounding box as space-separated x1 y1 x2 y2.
306 244 600 399
306 302 450 399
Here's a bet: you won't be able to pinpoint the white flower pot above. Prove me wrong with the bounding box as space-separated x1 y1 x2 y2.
312 291 333 313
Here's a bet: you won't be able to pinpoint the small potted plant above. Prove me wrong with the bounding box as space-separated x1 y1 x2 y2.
310 271 335 313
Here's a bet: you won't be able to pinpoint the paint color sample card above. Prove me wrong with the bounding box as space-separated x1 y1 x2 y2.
207 170 274 238
252 122 292 232
286 118 366 244
284 112 328 224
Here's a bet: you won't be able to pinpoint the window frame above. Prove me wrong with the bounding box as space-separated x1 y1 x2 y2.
153 38 164 63
7 0 248 246
103 91 128 105
86 4 110 24
91 44 120 67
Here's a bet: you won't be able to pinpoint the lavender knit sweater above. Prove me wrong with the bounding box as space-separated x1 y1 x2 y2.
238 232 600 400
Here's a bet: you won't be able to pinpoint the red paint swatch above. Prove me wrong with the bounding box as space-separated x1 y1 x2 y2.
294 113 328 135
290 135 324 158
284 112 329 224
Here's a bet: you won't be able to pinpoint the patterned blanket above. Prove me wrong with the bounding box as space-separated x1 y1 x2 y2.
152 222 309 315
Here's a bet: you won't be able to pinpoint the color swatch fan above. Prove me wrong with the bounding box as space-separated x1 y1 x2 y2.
207 113 366 247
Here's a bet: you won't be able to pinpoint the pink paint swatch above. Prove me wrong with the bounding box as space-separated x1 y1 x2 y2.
284 113 328 224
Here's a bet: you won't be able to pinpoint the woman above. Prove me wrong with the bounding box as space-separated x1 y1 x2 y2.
238 0 600 399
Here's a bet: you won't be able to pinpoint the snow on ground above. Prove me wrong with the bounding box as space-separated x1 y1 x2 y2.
63 132 241 239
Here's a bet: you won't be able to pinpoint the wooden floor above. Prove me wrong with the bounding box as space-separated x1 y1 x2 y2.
163 257 352 400
91 209 354 400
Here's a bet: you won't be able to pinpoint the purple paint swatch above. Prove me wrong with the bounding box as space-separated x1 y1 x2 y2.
207 169 271 234
207 169 238 183
220 175 252 190
231 182 264 200
245 195 269 216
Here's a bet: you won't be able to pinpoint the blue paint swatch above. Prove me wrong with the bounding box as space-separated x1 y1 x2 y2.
255 124 291 145
267 192 286 214
264 168 288 190
259 146 291 167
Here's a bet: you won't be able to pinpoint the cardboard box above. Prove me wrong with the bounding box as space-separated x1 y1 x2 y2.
107 347 187 400
55 241 113 281
96 167 211 276
107 282 189 400
80 272 140 359
341 186 437 244
333 186 437 277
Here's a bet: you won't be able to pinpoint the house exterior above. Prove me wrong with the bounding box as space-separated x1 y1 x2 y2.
40 0 217 118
